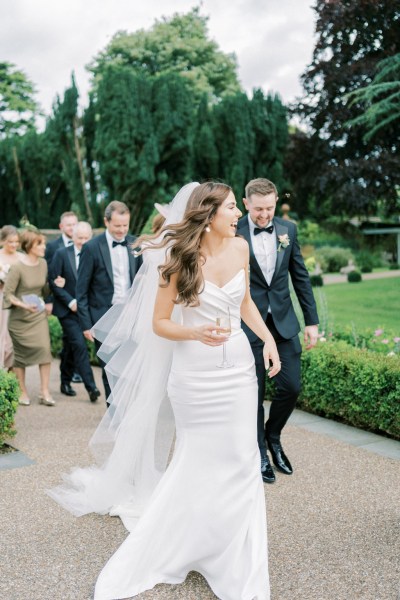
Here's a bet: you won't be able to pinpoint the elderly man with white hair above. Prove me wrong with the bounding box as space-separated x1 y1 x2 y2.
49 222 100 402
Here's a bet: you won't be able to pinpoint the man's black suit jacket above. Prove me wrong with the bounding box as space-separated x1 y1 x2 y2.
45 236 66 303
48 245 78 320
237 215 318 345
45 236 65 267
76 233 142 331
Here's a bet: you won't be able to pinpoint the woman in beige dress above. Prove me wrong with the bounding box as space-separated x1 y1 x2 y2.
3 229 54 406
0 225 21 369
0 225 23 369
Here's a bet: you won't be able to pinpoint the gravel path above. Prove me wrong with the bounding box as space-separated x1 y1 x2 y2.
1 362 399 600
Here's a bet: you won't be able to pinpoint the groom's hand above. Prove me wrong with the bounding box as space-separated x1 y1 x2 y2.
304 325 319 350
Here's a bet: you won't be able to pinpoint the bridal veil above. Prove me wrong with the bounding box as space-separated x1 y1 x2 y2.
48 182 200 531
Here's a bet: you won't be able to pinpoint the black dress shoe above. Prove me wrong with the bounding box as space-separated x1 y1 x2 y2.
71 372 83 383
89 388 101 402
261 458 276 484
60 383 77 397
267 440 293 475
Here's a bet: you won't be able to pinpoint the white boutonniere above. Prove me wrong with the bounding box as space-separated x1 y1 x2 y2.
277 234 290 252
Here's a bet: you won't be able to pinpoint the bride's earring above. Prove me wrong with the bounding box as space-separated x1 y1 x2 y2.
205 225 211 233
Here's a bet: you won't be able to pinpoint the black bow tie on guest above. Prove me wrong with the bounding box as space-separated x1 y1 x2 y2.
112 239 128 248
254 224 274 236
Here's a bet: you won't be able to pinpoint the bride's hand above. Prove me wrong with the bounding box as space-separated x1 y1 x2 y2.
193 324 229 346
263 341 281 378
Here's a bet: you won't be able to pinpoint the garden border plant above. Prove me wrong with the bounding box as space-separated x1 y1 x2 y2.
298 340 400 440
0 369 20 448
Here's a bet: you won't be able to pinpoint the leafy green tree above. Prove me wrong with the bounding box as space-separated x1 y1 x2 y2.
295 0 400 217
89 8 241 103
0 62 40 138
346 54 400 141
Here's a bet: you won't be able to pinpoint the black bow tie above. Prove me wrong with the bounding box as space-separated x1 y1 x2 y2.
112 239 128 248
254 225 274 236
67 240 73 246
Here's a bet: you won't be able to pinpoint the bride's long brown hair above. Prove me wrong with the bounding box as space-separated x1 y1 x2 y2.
135 182 232 306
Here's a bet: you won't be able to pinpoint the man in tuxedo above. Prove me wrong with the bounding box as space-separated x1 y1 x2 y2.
237 178 319 484
45 211 83 394
77 200 142 402
49 222 100 402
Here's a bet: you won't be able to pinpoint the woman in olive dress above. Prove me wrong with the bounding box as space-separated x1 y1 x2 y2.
3 229 54 406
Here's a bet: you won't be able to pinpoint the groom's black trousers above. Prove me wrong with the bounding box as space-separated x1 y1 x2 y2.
252 314 302 458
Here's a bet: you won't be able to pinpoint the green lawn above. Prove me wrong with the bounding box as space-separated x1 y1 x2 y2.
313 277 400 333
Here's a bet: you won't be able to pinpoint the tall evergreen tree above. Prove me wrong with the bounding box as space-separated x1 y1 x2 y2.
152 73 194 205
0 62 40 138
192 95 219 181
46 74 92 222
94 67 158 229
213 92 255 202
250 90 288 192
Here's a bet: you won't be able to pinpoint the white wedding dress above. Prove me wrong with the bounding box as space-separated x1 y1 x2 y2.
94 268 270 600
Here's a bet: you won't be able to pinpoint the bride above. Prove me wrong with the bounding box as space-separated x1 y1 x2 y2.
49 182 280 600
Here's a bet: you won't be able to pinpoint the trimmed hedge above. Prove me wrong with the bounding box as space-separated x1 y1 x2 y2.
299 341 400 440
0 370 20 447
48 315 63 357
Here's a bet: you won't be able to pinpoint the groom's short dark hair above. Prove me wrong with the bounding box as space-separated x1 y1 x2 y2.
104 201 130 221
245 178 278 199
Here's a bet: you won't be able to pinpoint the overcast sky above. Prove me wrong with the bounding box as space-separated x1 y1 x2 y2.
1 0 317 120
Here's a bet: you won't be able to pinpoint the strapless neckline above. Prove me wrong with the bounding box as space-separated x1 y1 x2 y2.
204 268 245 290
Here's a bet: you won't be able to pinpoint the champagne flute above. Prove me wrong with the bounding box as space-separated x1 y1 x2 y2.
216 307 234 368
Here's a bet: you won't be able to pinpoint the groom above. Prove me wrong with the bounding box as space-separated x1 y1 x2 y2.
237 178 319 483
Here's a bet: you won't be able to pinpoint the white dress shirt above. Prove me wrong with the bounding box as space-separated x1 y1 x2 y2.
74 245 80 271
105 230 130 305
248 215 277 286
68 245 81 310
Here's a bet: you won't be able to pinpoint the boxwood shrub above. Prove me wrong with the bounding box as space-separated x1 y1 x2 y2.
0 370 20 447
299 341 400 439
347 270 362 282
48 315 99 366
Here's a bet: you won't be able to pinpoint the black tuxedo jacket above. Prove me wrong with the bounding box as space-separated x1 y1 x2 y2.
76 233 142 331
237 215 318 344
48 245 78 320
45 236 67 303
45 236 66 267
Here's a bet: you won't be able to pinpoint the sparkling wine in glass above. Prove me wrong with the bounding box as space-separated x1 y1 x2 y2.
216 308 234 368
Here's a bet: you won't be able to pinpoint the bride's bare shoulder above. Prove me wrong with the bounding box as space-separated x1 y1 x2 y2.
231 236 249 252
